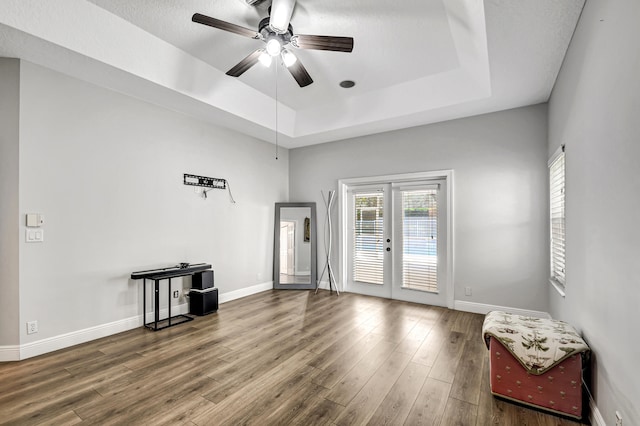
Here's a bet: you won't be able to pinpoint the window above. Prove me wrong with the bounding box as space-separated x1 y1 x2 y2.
352 191 385 285
549 146 565 292
399 187 439 292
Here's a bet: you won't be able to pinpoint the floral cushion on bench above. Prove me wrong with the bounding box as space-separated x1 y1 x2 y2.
482 311 590 375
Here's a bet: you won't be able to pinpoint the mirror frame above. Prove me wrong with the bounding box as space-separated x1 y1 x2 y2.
273 202 317 290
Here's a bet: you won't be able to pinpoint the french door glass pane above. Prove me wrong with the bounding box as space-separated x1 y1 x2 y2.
402 189 438 292
353 192 384 285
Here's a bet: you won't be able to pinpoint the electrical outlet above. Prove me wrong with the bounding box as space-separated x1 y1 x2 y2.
27 320 38 335
465 286 472 296
173 290 179 298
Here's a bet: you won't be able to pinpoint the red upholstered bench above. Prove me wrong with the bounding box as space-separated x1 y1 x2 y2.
482 311 590 419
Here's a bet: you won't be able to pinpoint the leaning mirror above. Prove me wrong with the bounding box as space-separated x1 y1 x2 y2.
273 202 317 289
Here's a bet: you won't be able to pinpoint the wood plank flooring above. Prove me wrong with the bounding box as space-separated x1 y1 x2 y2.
0 290 586 425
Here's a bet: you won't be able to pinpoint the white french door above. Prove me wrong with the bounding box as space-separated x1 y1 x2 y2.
347 185 393 299
391 182 447 306
341 172 452 308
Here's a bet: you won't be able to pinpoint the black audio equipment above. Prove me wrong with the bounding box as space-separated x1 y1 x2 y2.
192 270 214 290
189 287 218 316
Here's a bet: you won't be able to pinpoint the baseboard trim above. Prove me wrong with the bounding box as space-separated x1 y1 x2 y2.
586 387 606 426
453 300 551 319
218 281 273 304
4 282 274 361
19 313 143 361
18 304 191 360
0 345 20 362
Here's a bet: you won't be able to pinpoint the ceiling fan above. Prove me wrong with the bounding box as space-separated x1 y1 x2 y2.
192 0 354 87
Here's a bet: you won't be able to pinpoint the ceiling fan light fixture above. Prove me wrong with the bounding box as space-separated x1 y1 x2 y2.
258 50 272 67
281 49 297 67
266 38 282 56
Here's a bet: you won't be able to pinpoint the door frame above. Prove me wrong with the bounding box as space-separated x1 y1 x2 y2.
338 170 454 309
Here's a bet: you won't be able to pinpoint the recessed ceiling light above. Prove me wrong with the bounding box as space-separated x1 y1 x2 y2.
339 80 356 88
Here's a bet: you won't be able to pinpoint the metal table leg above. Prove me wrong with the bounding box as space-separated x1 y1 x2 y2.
168 278 172 327
154 279 160 330
143 278 146 327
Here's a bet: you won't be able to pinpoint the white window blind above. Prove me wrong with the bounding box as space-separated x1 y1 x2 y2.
353 191 384 285
549 148 566 287
401 189 438 292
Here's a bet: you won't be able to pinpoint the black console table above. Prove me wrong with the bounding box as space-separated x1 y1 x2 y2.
131 263 212 331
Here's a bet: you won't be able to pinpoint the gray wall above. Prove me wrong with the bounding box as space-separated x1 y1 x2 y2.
0 59 21 347
290 104 549 311
10 60 288 345
548 0 640 423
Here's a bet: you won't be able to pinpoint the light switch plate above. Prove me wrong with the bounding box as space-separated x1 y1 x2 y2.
25 229 44 243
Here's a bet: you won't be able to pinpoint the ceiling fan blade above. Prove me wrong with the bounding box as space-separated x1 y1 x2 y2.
226 49 263 77
286 58 313 87
192 13 260 39
269 0 296 33
292 34 354 52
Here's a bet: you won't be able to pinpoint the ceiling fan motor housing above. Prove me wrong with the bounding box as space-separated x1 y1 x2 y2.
259 17 293 42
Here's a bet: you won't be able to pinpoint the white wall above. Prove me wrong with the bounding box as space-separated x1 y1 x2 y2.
548 0 640 423
289 104 549 311
12 61 287 347
0 58 21 348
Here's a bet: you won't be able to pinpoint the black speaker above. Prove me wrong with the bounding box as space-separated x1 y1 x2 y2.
189 288 218 316
192 270 214 290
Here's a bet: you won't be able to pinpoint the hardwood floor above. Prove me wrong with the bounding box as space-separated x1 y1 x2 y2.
0 290 586 425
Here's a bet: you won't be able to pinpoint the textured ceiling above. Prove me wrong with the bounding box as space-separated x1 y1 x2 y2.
86 0 462 109
0 0 584 148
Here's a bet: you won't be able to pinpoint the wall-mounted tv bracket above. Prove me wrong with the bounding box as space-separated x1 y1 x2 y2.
183 174 236 203
184 174 226 189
